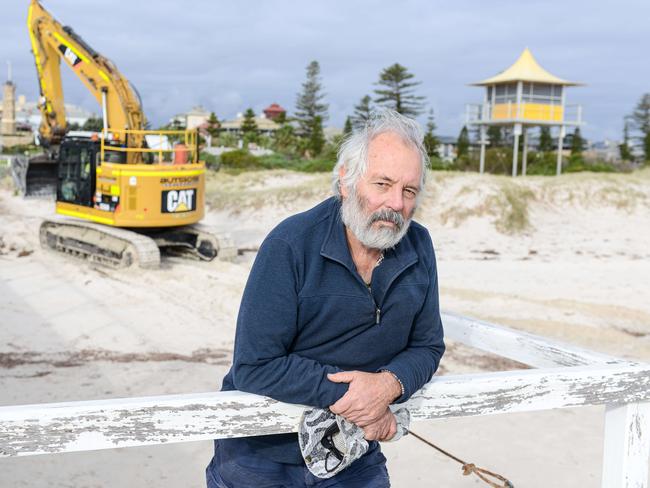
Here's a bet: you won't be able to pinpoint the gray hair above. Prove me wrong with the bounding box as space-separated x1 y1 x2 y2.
332 109 429 197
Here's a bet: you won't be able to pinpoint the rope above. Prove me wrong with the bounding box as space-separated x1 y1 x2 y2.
407 430 514 488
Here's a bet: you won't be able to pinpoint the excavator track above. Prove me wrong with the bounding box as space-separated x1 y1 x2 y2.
39 219 161 269
146 224 237 262
39 219 237 269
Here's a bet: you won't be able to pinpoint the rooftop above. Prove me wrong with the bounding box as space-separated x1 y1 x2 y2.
471 48 581 86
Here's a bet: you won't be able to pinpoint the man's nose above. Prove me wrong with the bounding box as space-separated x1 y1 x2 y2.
385 186 404 212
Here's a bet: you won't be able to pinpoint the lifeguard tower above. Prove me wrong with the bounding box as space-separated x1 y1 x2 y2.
466 48 583 176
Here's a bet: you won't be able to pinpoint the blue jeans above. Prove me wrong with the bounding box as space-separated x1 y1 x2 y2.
206 440 390 488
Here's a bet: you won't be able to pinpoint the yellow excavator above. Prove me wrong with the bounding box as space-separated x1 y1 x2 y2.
14 0 235 267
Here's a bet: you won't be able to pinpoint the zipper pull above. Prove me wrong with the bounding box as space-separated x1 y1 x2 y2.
375 307 381 325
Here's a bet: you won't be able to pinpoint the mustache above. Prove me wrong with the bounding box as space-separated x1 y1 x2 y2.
369 208 405 229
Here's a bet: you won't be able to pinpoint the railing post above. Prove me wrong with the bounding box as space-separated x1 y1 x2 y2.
602 402 650 488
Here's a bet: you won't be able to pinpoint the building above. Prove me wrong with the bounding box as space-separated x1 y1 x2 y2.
466 48 584 176
1 80 17 135
220 112 280 136
437 136 458 162
262 103 286 121
169 106 211 130
185 106 211 129
0 80 34 147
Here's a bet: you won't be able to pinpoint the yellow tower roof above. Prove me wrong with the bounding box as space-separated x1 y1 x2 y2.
471 48 581 86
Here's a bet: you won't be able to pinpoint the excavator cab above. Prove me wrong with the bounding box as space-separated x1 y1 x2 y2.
55 135 127 207
57 137 99 207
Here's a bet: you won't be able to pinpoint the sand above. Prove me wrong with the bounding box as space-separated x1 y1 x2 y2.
1 168 650 487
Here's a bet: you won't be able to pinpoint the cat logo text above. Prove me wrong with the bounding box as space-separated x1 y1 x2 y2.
161 189 196 213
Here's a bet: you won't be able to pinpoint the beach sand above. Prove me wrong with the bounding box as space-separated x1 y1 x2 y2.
1 168 649 487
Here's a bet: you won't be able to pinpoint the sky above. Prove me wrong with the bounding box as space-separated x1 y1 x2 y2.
2 0 649 142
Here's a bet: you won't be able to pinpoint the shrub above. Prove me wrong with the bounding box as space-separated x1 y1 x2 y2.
216 150 336 173
219 149 261 169
200 151 220 170
429 156 452 171
294 158 336 173
257 154 293 170
452 148 511 174
526 152 558 175
564 155 616 173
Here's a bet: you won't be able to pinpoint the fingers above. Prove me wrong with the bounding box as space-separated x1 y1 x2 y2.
361 409 395 441
331 404 382 425
327 371 358 383
329 393 355 414
362 425 381 441
328 371 393 423
383 415 397 441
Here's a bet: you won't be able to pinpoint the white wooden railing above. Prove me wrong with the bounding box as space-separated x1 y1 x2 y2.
1 312 649 487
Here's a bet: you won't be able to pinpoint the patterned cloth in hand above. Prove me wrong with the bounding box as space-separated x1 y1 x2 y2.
298 406 410 479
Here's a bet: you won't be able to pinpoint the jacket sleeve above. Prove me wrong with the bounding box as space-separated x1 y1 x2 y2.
378 241 445 403
230 236 348 408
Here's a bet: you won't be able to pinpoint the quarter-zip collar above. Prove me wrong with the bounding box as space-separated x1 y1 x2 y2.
320 197 419 305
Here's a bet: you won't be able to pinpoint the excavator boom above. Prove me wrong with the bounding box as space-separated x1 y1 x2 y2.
17 0 150 197
27 0 145 147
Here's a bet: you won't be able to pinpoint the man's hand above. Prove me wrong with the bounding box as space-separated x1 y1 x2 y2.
328 371 402 427
361 408 397 441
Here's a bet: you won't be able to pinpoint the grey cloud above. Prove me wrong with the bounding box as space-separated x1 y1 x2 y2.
2 0 649 140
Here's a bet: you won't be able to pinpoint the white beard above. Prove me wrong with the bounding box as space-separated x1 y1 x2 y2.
340 187 413 250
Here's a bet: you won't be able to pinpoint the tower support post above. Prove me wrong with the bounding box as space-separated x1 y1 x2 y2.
479 125 487 174
522 127 529 176
556 125 565 176
512 123 522 177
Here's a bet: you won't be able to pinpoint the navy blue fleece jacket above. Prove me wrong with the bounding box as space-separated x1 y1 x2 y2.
220 196 445 463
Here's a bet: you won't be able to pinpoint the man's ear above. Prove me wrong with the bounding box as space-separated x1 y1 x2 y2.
338 166 348 198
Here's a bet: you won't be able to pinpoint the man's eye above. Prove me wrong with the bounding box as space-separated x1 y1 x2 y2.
404 189 417 199
375 182 388 188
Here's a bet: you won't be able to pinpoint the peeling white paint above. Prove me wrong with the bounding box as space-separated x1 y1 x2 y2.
442 311 626 368
602 403 650 488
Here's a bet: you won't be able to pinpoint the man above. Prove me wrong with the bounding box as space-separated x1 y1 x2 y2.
207 109 445 487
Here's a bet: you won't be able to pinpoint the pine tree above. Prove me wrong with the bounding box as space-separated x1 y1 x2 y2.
630 93 650 161
295 60 329 137
307 115 325 157
487 126 502 148
343 117 353 136
619 119 633 161
539 126 553 152
205 112 221 143
373 63 425 117
457 126 470 158
423 108 440 158
352 95 373 129
570 127 585 156
241 108 258 144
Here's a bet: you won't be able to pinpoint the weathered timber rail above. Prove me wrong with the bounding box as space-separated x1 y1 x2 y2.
1 312 649 487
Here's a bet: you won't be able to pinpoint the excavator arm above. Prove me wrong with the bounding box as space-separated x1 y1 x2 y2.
27 0 145 153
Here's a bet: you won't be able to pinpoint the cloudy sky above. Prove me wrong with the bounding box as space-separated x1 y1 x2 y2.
2 0 649 141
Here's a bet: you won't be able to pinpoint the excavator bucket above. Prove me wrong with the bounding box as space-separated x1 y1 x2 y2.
10 154 57 197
